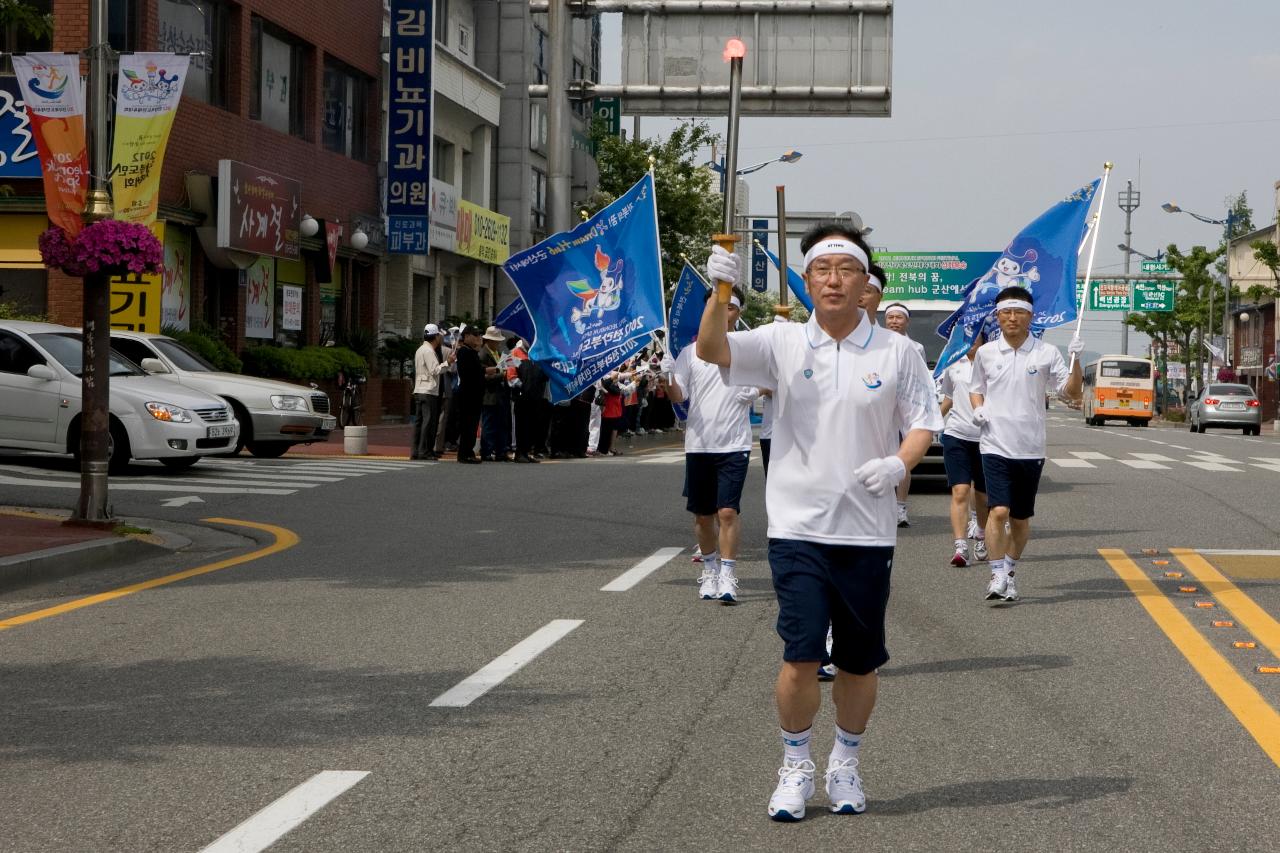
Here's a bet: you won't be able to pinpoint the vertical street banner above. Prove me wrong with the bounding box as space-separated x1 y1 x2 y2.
110 53 189 226
503 173 665 403
387 0 433 254
933 178 1100 378
11 53 88 236
750 219 769 292
161 226 192 330
243 257 276 339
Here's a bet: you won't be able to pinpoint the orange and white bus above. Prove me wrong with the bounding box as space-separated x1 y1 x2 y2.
1082 355 1155 426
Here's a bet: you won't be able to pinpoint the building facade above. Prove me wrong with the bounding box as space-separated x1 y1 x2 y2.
1225 180 1279 422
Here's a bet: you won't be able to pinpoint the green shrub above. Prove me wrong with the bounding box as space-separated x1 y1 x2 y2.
1162 408 1186 423
162 322 243 373
0 301 47 321
240 344 368 381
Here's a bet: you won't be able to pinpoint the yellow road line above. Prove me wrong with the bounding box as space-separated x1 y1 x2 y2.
0 518 298 632
1172 548 1280 661
1099 549 1280 768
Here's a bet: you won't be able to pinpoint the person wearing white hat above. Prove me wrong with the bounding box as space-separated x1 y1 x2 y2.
969 285 1084 603
411 324 446 460
697 223 942 822
480 326 513 461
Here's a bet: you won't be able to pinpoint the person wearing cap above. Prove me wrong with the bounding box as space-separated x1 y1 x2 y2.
453 325 486 464
938 334 990 567
433 328 458 457
697 223 942 821
411 324 446 460
881 302 928 528
479 326 513 462
969 285 1084 603
658 283 760 606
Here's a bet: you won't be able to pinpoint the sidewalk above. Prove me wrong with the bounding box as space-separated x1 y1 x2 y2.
0 507 167 592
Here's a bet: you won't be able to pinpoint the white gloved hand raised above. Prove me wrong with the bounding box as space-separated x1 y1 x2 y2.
660 353 676 375
853 456 907 497
971 406 989 427
1068 335 1085 356
706 245 741 288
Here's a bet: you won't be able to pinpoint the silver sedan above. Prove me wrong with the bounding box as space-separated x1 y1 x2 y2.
1188 383 1263 435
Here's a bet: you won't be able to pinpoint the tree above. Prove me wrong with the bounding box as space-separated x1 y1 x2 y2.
1246 238 1279 303
1133 242 1224 395
0 0 53 41
589 120 723 292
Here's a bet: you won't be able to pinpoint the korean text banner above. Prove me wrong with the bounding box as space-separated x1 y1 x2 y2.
111 53 189 226
387 0 433 254
0 78 41 178
493 296 536 344
11 54 88 236
878 252 1002 301
503 173 665 403
933 179 1100 378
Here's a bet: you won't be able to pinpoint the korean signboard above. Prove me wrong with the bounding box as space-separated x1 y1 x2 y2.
430 178 458 252
878 252 1002 301
387 0 433 254
282 285 303 331
750 219 769 292
456 200 511 264
161 226 192 330
216 159 301 259
1074 279 1134 311
243 257 276 339
0 77 40 178
1132 280 1175 313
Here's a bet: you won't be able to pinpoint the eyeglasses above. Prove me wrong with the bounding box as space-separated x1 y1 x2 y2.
808 266 866 282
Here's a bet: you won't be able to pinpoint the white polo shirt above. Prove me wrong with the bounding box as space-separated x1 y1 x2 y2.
939 357 981 441
969 334 1071 459
726 310 943 546
671 346 757 453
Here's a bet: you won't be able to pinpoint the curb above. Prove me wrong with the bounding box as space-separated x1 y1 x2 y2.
0 535 166 593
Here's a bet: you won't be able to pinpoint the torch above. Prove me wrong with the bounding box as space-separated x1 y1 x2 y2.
713 37 747 305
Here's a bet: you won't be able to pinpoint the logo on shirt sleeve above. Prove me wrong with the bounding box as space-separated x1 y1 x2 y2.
1027 366 1039 375
862 372 883 389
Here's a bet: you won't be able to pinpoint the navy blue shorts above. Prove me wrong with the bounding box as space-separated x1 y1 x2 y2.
769 538 894 676
683 451 750 515
981 453 1045 520
941 434 986 492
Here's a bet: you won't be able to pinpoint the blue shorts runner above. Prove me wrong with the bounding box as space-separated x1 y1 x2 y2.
981 453 1045 520
940 433 986 492
769 538 894 676
683 450 751 516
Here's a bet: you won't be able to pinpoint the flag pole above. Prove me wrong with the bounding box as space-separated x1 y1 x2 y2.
712 38 747 304
775 185 791 319
1071 162 1113 370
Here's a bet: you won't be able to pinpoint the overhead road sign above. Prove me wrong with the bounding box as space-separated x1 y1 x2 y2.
1141 259 1170 273
1133 280 1175 312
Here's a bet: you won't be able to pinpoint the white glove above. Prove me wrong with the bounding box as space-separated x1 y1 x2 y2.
1068 335 1085 356
706 245 741 287
660 353 676 375
854 456 907 497
971 406 989 427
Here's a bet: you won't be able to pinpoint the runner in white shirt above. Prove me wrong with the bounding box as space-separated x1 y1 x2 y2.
697 225 942 822
658 285 759 605
938 335 990 566
969 286 1083 603
882 302 928 528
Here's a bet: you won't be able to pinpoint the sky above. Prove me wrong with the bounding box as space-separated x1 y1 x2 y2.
598 0 1280 356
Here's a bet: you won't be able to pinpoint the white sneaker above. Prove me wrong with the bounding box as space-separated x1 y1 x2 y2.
896 504 910 528
817 663 837 681
985 573 1008 601
717 571 739 604
950 547 969 568
824 756 867 814
1002 573 1020 602
767 759 816 821
698 570 718 599
966 517 981 540
973 539 988 561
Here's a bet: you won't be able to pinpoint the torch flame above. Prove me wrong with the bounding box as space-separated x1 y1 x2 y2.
594 245 610 271
723 39 747 61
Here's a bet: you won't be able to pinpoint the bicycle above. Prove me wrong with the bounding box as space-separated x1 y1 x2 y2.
337 369 366 428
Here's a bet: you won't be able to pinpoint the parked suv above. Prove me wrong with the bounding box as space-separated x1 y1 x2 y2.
109 331 336 458
0 321 237 471
1188 383 1263 435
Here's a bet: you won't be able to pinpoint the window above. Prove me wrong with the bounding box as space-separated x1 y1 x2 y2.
0 330 43 375
251 18 306 137
533 27 548 84
458 25 471 57
589 17 601 83
529 102 547 153
1100 360 1151 380
323 60 369 160
572 59 587 117
530 168 547 232
108 0 138 52
435 0 450 44
432 137 454 182
1 0 50 53
157 0 228 107
461 150 473 200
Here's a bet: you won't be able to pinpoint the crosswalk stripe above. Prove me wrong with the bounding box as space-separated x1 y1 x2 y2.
0 473 295 495
1069 451 1111 460
1132 453 1175 461
1120 459 1170 469
1183 460 1242 472
1051 459 1096 468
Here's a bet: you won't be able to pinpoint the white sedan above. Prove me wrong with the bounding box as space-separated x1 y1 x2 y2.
0 321 238 472
109 330 336 458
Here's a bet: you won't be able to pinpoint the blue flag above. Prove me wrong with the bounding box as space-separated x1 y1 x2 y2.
758 244 813 311
667 261 710 360
933 178 1100 378
493 296 536 344
503 173 666 403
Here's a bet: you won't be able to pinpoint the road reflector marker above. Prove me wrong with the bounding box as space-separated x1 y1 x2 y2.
1194 601 1216 608
1152 559 1170 566
430 619 584 707
1142 548 1159 556
1213 621 1236 628
1257 666 1280 675
1163 571 1184 579
1178 586 1198 593
1234 641 1258 649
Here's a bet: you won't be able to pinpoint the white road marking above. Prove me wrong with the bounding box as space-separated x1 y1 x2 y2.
1131 453 1175 462
1182 461 1242 472
1051 459 1096 468
0 474 295 495
198 770 369 853
429 619 584 708
1070 451 1112 460
161 496 204 507
1250 457 1280 463
1167 444 1191 450
637 453 685 465
1120 459 1170 470
184 470 346 483
601 547 684 592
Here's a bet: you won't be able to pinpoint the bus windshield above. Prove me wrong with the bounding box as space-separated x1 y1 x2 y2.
1100 360 1151 380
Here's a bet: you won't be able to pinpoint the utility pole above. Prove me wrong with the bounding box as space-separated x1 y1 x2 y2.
545 0 572 234
73 0 115 525
1117 180 1140 356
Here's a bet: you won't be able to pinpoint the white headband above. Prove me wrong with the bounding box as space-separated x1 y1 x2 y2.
884 304 910 319
866 273 883 292
802 239 870 275
729 295 742 310
996 299 1034 313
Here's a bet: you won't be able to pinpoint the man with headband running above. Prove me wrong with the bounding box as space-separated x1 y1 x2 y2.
659 284 760 605
698 224 942 821
969 285 1083 603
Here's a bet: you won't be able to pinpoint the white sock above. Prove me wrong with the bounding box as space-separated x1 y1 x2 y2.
719 557 736 577
829 725 862 764
991 558 1007 577
954 538 967 551
1005 556 1017 576
703 551 720 573
969 509 978 523
781 726 812 764
896 500 907 511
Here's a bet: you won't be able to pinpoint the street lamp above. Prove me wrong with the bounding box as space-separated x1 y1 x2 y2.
709 149 803 192
1116 243 1164 262
1163 200 1238 371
